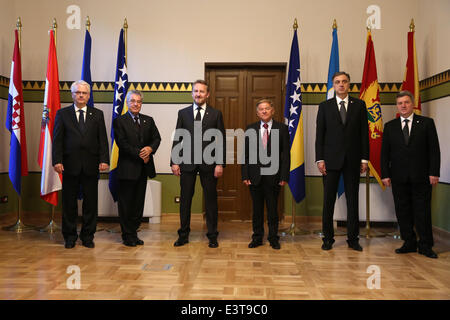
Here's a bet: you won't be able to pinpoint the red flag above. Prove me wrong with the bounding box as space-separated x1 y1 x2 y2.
360 30 384 189
6 29 28 195
401 29 421 114
38 30 62 206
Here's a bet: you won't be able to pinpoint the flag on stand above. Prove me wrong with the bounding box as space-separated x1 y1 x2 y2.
359 30 384 189
38 30 62 206
81 29 94 107
326 24 345 198
401 24 421 114
283 28 305 203
6 29 28 195
109 28 129 202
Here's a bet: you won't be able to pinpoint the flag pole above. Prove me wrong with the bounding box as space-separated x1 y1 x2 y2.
280 18 309 237
3 17 35 233
39 18 61 233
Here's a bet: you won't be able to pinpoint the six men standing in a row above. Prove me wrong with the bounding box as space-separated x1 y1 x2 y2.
52 74 441 259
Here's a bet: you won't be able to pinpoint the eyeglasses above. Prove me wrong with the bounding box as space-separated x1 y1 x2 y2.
129 99 143 104
74 91 89 95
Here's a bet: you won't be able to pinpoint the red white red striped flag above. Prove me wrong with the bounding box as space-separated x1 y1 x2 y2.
38 30 62 206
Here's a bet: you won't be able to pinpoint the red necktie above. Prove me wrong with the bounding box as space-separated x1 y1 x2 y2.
262 123 269 149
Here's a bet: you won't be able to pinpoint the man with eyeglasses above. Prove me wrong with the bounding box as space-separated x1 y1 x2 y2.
113 90 161 246
53 80 109 249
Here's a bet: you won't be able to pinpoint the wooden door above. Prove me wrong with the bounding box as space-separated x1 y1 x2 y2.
206 63 286 221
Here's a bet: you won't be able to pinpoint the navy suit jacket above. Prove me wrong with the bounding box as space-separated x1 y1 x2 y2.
381 114 440 184
113 112 161 180
315 96 369 170
170 104 226 172
52 104 109 176
241 120 290 186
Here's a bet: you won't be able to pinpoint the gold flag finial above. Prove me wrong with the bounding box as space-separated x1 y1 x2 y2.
16 17 22 29
86 16 91 31
293 18 298 30
332 19 337 30
52 18 57 30
123 18 128 30
409 18 415 32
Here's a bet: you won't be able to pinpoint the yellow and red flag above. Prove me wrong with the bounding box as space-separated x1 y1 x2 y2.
360 30 384 189
401 22 421 114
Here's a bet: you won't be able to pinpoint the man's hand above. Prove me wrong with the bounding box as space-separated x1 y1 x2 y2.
429 176 439 185
54 163 64 174
140 146 152 160
317 161 326 175
243 180 251 186
171 164 181 176
382 178 391 187
214 165 223 178
360 163 368 174
99 163 109 171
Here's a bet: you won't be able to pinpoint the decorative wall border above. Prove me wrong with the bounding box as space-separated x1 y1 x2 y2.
1 69 448 105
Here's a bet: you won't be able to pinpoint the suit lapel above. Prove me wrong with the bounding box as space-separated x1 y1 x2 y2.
202 105 211 128
409 114 421 144
345 97 357 126
84 107 94 133
69 105 82 135
329 98 343 125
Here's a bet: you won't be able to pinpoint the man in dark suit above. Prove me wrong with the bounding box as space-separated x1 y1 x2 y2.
53 80 109 249
315 72 369 251
171 80 225 248
113 90 161 247
381 90 440 259
242 99 290 250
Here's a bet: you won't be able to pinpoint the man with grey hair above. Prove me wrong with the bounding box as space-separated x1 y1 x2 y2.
53 80 109 249
113 90 161 246
381 90 440 258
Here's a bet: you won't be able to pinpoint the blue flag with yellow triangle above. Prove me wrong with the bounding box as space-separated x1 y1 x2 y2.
284 29 305 203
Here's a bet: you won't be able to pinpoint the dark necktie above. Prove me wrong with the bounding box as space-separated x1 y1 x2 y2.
403 119 409 145
134 116 140 129
339 100 347 125
195 106 202 121
78 109 86 132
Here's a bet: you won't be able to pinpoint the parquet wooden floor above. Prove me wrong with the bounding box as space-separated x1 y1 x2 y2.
0 212 449 300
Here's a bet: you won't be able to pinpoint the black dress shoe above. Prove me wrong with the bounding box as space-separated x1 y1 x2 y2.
123 240 137 247
395 243 417 254
135 238 144 245
348 242 363 251
208 240 219 248
270 240 281 250
65 241 76 249
248 241 263 248
82 241 95 248
173 239 189 247
321 239 335 251
418 247 438 259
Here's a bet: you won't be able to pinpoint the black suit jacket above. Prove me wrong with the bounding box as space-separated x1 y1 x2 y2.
381 114 440 184
52 104 109 176
113 112 161 180
241 120 290 186
315 97 369 170
171 104 226 172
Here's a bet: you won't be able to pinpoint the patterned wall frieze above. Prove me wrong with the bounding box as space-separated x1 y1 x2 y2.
1 70 449 105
